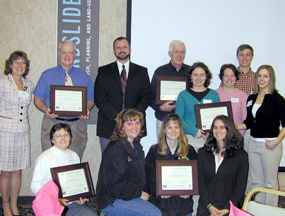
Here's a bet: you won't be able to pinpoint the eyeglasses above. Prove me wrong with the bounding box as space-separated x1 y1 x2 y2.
172 51 186 54
54 134 70 139
13 61 26 66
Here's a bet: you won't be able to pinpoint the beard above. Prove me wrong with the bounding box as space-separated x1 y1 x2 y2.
115 52 130 60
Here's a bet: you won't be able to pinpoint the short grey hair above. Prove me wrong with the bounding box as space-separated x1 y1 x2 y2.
169 40 186 52
58 40 76 51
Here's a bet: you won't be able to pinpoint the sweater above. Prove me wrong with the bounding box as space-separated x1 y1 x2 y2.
30 146 80 195
216 88 248 136
175 89 220 137
243 90 285 138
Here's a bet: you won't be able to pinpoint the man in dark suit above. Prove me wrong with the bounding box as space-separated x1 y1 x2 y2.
94 37 151 153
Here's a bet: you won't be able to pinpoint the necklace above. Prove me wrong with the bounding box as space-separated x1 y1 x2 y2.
15 81 22 84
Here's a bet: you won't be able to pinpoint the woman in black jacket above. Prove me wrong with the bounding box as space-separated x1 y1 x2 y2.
237 65 285 206
96 108 161 216
145 113 197 216
198 115 248 216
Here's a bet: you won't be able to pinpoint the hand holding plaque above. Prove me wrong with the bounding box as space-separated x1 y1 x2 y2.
51 162 95 201
156 76 186 105
195 101 233 133
50 85 87 116
156 160 198 196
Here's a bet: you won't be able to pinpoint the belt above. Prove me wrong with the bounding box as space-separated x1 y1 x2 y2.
56 117 80 122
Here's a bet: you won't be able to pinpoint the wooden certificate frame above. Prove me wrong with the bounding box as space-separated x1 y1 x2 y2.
50 85 87 116
156 160 198 196
155 76 187 105
51 162 95 201
195 101 233 133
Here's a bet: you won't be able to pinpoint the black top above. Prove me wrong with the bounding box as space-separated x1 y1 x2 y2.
150 61 190 121
96 138 146 209
243 90 285 138
187 88 211 102
145 143 197 216
197 147 248 216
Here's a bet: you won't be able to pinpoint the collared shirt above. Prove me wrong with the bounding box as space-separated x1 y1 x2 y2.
33 65 94 109
219 67 255 96
235 67 255 96
116 60 130 79
214 154 224 173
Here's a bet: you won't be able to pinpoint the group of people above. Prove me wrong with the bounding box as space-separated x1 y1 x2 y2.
0 37 284 216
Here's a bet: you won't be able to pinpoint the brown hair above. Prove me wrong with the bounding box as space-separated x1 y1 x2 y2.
187 62 212 89
204 115 243 158
4 51 30 78
110 108 144 141
236 44 254 56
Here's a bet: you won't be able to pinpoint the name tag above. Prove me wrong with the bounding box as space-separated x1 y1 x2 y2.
203 99 212 104
231 97 239 103
247 100 253 107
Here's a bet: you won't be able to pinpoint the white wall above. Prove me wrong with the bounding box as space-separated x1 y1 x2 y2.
130 0 285 166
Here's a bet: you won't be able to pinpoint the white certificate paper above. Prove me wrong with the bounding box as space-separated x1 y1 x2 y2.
55 90 82 111
58 168 89 197
160 80 186 101
161 166 193 190
200 107 228 130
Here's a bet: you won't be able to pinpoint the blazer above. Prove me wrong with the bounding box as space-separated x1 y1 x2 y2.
0 74 33 133
94 61 151 138
197 147 248 216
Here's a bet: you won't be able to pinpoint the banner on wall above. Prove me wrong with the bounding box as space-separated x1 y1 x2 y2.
57 0 100 124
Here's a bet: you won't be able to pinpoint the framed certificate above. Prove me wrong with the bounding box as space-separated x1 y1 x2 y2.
155 76 187 105
50 85 87 116
51 162 95 201
156 160 198 196
195 101 233 133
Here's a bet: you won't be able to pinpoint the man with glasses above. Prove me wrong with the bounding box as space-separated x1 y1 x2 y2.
150 40 190 138
33 40 94 159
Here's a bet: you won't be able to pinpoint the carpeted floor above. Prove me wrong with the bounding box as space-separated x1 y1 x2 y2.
0 196 284 215
0 196 100 216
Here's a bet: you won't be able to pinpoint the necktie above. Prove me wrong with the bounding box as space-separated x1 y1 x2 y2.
121 65 127 109
65 71 73 86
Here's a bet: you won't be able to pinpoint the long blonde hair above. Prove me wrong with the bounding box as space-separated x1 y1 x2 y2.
158 114 189 156
253 65 276 94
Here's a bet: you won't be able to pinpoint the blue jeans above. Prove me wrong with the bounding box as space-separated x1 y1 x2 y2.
102 198 162 216
64 202 98 216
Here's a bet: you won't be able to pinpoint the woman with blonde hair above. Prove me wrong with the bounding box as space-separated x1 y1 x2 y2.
145 113 197 216
96 108 162 216
237 65 285 206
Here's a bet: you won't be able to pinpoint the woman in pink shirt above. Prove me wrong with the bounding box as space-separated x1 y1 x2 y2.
216 64 248 136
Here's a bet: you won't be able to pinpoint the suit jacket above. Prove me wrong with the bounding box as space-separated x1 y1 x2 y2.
94 61 151 138
0 74 33 133
197 147 248 216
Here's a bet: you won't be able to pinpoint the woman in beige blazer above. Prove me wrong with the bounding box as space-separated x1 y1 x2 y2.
0 51 33 216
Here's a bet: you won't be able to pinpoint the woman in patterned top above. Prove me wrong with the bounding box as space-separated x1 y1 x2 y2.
0 51 33 216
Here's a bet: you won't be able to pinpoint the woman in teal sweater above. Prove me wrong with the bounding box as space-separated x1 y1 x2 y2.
176 62 220 152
